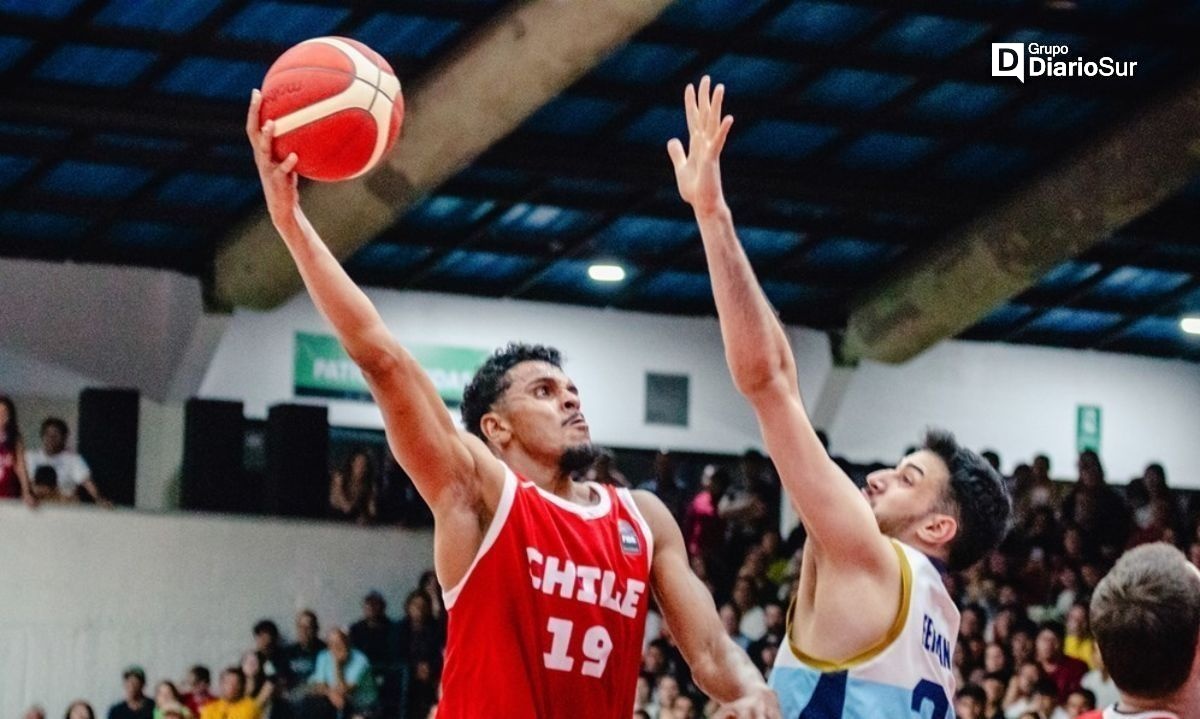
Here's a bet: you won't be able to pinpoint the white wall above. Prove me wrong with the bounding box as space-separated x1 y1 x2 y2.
201 291 773 455
0 501 434 718
827 340 1200 486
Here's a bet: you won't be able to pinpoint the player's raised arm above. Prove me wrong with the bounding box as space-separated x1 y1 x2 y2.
247 90 497 509
668 77 890 568
633 491 780 718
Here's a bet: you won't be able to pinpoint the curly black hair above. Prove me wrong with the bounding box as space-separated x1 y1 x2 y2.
923 429 1012 571
461 343 563 441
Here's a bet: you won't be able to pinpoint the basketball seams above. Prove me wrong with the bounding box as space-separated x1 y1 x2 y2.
261 36 402 180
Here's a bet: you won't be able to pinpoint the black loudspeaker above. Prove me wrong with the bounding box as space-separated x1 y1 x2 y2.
181 398 249 513
77 388 140 507
264 403 329 518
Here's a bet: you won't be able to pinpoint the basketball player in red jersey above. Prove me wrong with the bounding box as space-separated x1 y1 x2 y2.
1078 543 1200 719
671 77 1010 718
247 93 779 718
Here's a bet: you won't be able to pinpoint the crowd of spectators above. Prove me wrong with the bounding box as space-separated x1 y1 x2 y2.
21 578 447 719
9 383 1200 719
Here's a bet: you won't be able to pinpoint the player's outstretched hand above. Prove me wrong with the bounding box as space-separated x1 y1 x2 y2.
713 687 782 719
667 75 734 217
247 88 301 230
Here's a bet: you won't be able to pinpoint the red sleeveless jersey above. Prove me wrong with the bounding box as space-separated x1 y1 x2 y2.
437 466 654 718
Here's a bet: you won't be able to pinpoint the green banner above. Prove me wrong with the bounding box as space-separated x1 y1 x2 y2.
294 332 489 406
1076 405 1102 453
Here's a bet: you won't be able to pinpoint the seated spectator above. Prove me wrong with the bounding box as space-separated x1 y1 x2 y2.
23 706 45 719
982 672 1008 719
1035 622 1088 703
303 628 378 719
647 675 681 719
1060 451 1131 556
329 448 377 525
1063 689 1095 718
181 666 215 717
153 681 193 719
956 684 987 719
730 576 765 641
0 394 36 505
350 590 396 681
252 619 292 690
284 610 326 688
1004 661 1042 718
718 603 749 651
108 666 155 719
983 643 1012 681
668 692 699 719
1031 677 1068 719
682 465 730 578
31 465 69 503
241 651 276 714
25 417 112 506
199 667 261 719
1062 603 1095 669
65 702 96 719
747 602 785 672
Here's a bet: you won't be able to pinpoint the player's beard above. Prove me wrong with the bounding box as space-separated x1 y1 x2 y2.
875 509 926 540
559 443 601 476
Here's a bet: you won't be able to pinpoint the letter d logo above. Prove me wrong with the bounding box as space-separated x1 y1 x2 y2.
992 43 1025 83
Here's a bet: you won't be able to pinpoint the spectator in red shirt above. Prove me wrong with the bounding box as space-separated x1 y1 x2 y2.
181 665 215 717
682 465 731 575
1036 621 1088 704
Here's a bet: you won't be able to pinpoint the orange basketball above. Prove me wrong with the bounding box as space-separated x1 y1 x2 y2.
259 36 404 182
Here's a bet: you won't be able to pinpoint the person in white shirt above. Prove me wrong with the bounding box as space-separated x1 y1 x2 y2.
25 417 111 506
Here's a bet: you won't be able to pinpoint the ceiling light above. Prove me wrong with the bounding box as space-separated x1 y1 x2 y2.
1182 316 1200 335
588 264 626 282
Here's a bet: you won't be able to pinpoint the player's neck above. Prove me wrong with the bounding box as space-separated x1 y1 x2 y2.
1117 683 1196 717
502 452 582 501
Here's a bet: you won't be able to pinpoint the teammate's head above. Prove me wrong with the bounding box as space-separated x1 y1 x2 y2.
1090 543 1200 702
863 429 1010 570
461 343 595 473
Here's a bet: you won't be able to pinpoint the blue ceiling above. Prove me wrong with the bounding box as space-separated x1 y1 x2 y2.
2 0 1200 360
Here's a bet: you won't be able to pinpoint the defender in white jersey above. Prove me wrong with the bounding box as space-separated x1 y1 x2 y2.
669 76 1012 719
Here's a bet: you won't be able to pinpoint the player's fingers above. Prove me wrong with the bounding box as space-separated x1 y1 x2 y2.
684 83 698 134
709 83 725 134
666 138 686 169
713 115 734 156
259 119 276 156
279 152 299 175
246 89 261 139
698 75 712 124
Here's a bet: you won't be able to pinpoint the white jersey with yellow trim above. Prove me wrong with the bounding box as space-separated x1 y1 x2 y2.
768 540 961 719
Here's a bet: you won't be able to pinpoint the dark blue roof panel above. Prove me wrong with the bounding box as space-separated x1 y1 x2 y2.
939 143 1033 184
801 69 915 112
0 35 33 72
622 106 688 146
871 15 989 59
765 2 884 46
353 13 461 60
1 0 87 20
727 119 839 161
35 44 157 88
907 82 1016 124
838 132 937 172
220 1 351 43
106 221 205 250
703 54 803 97
0 154 37 191
159 56 268 99
94 0 224 33
346 243 433 274
738 227 804 261
660 0 772 30
1031 260 1104 294
593 43 698 87
1087 267 1193 304
493 204 600 242
525 95 624 137
402 196 497 233
972 303 1037 334
592 216 696 258
156 172 261 208
430 250 538 283
637 270 712 303
804 236 902 272
38 161 155 200
1022 308 1124 336
0 210 89 241
1117 316 1191 344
